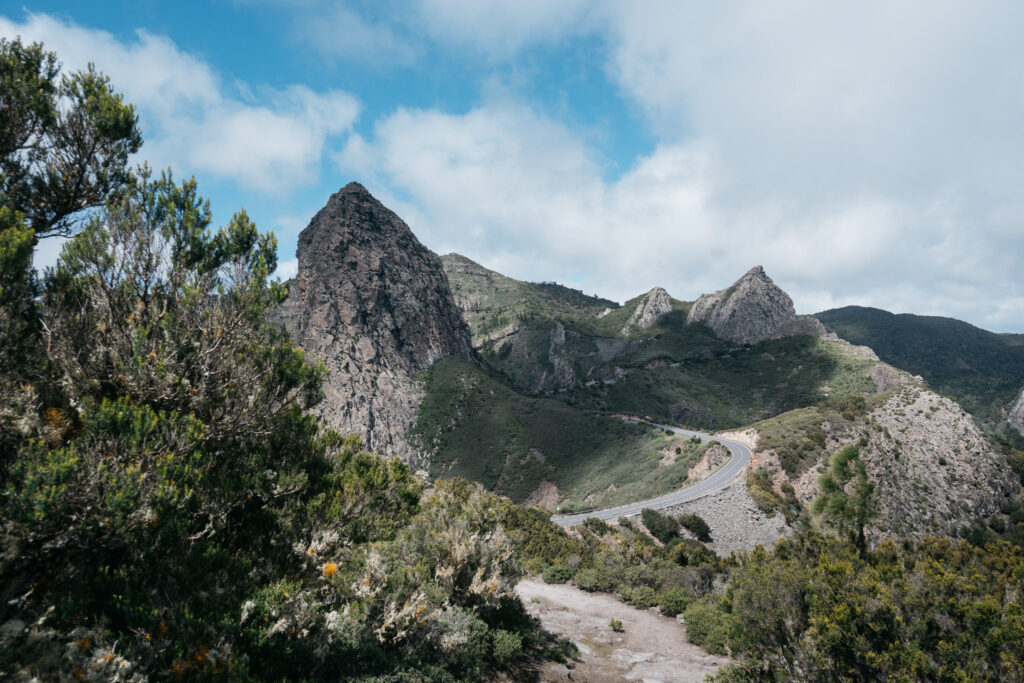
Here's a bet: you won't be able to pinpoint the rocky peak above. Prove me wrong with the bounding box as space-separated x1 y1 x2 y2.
621 287 673 335
276 183 473 463
1010 386 1024 438
687 266 819 345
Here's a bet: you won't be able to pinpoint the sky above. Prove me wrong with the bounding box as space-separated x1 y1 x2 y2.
3 1 1023 332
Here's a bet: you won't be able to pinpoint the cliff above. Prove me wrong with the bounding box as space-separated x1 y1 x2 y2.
276 183 473 463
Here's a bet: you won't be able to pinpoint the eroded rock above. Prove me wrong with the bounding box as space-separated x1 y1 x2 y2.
687 266 802 345
1009 386 1024 438
621 286 673 334
275 182 473 464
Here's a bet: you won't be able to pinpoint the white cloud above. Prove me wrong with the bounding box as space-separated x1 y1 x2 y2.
600 1 1024 203
273 258 298 281
0 13 360 193
415 0 594 58
298 4 417 66
334 1 1024 331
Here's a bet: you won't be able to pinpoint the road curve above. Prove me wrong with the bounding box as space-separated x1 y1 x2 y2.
550 423 752 528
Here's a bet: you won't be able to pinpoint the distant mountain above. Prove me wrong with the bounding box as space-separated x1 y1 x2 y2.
687 265 826 345
815 306 1024 441
271 190 1020 534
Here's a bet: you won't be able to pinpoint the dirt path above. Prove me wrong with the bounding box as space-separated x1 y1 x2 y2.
516 579 731 682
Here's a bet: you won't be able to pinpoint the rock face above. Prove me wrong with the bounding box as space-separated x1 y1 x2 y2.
1010 387 1024 438
867 363 909 393
687 266 804 345
862 388 1016 538
784 386 1018 539
621 287 673 335
275 183 473 464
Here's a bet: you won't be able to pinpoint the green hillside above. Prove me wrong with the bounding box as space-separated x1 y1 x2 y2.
415 356 716 512
554 324 878 430
441 253 617 346
816 306 1024 440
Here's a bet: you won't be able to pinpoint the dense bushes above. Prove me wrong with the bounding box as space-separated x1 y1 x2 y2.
706 533 1024 681
678 513 712 542
542 563 574 584
0 128 542 678
682 599 733 655
642 507 680 543
510 510 722 621
512 506 1024 682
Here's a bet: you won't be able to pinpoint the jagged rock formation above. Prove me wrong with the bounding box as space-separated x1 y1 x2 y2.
1010 387 1024 437
275 183 473 464
621 287 672 335
863 388 1016 537
687 266 819 345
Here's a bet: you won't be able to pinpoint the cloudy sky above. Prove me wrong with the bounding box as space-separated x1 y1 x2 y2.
4 1 1022 331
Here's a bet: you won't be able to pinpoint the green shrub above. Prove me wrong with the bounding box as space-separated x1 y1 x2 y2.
642 508 681 543
547 637 580 663
621 585 658 609
609 619 623 632
582 516 612 535
670 538 717 567
679 513 712 542
682 598 734 655
502 504 587 565
657 586 691 616
573 567 606 593
492 630 523 663
543 563 574 584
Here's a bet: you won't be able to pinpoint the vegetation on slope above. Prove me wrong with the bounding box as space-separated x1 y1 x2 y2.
416 356 721 511
508 502 1024 682
558 330 878 430
817 305 1024 442
0 42 543 680
580 291 692 339
441 253 617 346
700 534 1024 681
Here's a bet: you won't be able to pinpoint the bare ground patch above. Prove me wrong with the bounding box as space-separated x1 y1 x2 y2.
516 579 730 682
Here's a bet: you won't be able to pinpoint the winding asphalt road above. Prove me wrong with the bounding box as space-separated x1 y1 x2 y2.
550 423 752 527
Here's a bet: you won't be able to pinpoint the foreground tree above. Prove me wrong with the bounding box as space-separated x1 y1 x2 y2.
1 172 537 679
1 37 141 239
0 40 542 678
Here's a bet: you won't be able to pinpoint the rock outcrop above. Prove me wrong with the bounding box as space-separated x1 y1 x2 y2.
783 386 1018 540
1010 387 1024 438
621 287 673 335
861 388 1016 538
867 363 909 393
687 266 811 345
275 182 473 464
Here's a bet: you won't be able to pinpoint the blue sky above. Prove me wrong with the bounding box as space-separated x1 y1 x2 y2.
3 2 1023 331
